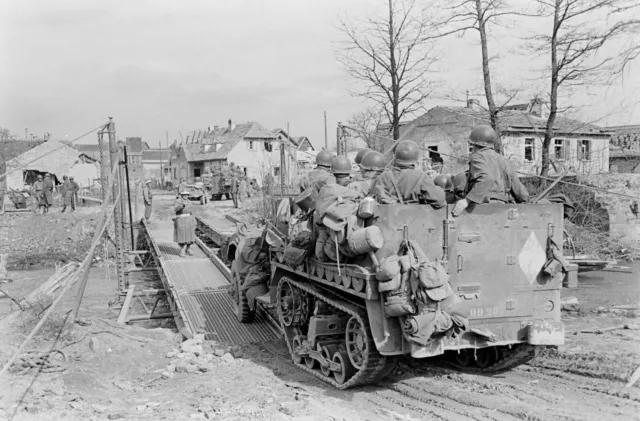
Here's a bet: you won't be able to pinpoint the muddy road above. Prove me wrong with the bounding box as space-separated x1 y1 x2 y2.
0 195 638 420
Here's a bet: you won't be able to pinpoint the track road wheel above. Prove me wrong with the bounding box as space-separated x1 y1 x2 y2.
332 351 355 385
304 353 317 369
476 347 499 369
320 345 339 377
345 317 367 370
278 280 296 327
232 264 254 323
454 349 473 367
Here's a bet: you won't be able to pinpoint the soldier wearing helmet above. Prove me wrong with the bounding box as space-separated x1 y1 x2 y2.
347 150 385 197
330 155 353 187
452 125 529 217
372 140 445 208
433 174 455 204
352 148 373 181
299 150 336 193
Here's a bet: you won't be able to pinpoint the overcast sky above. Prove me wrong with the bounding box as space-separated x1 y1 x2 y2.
1 0 638 149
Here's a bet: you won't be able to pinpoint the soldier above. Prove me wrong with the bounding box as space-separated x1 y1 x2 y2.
299 150 336 193
43 173 54 212
173 190 196 257
61 175 71 212
352 148 372 181
330 155 353 187
32 175 46 214
230 167 241 208
373 140 446 208
143 179 153 222
347 150 385 197
68 176 79 211
177 178 187 198
433 174 455 204
452 125 529 217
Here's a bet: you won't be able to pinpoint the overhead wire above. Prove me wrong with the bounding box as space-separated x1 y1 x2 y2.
0 122 109 182
340 124 640 201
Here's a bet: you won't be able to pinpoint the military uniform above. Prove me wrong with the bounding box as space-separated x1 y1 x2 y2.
299 167 336 193
466 147 529 204
61 176 71 212
43 175 54 209
143 181 153 220
374 167 446 208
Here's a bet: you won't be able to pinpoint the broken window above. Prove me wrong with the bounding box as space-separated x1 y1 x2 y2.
554 139 566 160
524 138 535 162
249 141 254 150
264 141 273 152
427 146 443 164
578 140 591 160
274 167 280 176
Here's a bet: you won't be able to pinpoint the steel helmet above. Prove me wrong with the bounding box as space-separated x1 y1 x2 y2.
360 151 385 171
468 125 497 147
316 150 334 167
331 155 352 175
354 148 373 165
394 140 420 165
433 174 453 192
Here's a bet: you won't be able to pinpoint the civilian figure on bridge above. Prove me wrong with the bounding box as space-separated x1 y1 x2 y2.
173 190 196 257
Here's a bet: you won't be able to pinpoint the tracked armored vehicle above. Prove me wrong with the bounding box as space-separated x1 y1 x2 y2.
228 199 566 389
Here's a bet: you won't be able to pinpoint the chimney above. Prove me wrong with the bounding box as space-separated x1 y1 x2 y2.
529 98 543 117
467 99 480 109
228 119 233 132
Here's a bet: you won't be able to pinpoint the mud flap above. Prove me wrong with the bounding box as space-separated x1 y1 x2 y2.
528 320 564 346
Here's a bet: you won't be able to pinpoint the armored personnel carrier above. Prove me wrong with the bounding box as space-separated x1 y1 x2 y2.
227 197 566 389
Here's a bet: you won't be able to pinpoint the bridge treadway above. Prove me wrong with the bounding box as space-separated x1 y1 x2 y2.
144 219 279 344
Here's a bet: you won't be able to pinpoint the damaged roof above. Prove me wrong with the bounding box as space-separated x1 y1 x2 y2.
423 106 603 134
5 140 80 187
185 122 279 162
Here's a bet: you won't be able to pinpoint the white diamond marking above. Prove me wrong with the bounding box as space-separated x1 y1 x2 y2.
518 232 546 285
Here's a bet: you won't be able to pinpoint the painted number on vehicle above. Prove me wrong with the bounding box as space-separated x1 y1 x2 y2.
469 306 500 318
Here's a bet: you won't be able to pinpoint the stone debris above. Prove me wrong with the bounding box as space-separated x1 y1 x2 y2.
136 404 147 411
163 343 243 375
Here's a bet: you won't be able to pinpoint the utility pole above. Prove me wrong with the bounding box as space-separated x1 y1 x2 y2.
324 111 328 150
336 122 342 155
159 140 164 188
107 118 126 299
287 122 291 187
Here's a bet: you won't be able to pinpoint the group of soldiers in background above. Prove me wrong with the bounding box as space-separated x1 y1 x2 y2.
298 124 529 213
30 173 79 214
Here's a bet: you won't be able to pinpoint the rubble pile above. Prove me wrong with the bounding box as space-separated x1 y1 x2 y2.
161 334 244 379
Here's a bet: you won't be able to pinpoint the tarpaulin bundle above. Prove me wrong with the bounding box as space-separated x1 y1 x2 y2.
542 237 570 278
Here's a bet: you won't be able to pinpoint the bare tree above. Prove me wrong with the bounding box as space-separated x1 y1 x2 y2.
336 0 439 151
532 0 635 176
346 107 386 151
429 0 535 154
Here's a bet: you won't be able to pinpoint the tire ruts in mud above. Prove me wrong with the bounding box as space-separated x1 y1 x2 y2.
277 277 396 389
